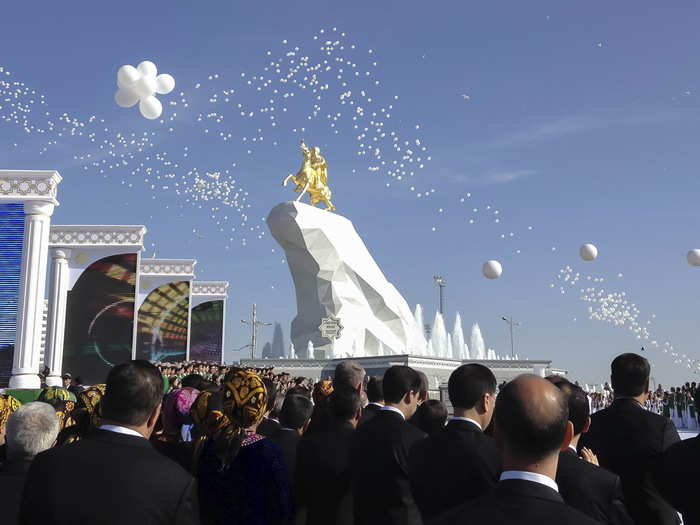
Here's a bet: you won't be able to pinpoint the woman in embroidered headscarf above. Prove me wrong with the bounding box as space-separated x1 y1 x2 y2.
197 370 292 525
0 394 21 451
56 384 106 445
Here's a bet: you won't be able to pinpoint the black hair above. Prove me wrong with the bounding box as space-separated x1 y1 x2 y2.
411 399 447 436
101 360 163 426
382 366 422 404
279 394 314 429
182 374 203 389
329 385 362 420
495 375 569 461
448 364 497 410
611 353 650 397
286 385 311 399
263 378 278 412
366 376 384 403
546 376 589 435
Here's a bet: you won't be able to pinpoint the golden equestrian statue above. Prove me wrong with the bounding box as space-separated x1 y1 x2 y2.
283 140 336 211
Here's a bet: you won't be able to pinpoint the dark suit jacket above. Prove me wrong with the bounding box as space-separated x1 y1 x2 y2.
579 398 680 525
0 457 33 525
359 403 381 426
270 428 302 490
433 478 600 525
258 417 281 437
653 434 700 525
408 419 500 520
350 409 426 525
20 429 199 525
556 448 633 525
295 421 355 525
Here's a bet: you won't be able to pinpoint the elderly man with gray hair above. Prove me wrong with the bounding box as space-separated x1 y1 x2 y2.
0 402 59 525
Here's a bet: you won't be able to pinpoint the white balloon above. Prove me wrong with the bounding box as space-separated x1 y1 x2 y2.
137 60 158 78
139 96 162 119
155 74 175 94
117 65 139 88
580 243 598 261
130 75 158 99
482 260 503 279
687 249 700 267
114 88 139 108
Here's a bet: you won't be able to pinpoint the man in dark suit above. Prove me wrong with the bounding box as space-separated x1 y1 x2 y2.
653 393 700 524
258 379 283 437
295 385 362 525
434 374 598 525
580 353 680 525
547 376 633 525
350 365 425 525
359 376 383 426
409 363 500 520
270 394 313 491
20 360 199 525
0 402 60 525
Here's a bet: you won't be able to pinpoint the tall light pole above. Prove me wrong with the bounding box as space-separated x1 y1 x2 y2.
501 316 520 358
241 304 271 359
433 275 446 315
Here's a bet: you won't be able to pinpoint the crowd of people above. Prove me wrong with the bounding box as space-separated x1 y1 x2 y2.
588 382 699 429
0 352 698 524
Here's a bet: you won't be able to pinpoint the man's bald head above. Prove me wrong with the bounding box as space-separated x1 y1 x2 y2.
495 374 569 462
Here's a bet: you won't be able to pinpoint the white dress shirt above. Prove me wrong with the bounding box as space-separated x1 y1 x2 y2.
381 405 406 420
448 416 482 431
500 470 559 492
99 424 144 438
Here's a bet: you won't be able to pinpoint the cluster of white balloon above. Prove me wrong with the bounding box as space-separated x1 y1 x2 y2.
115 61 175 120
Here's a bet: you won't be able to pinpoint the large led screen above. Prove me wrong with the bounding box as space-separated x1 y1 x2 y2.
136 281 190 362
189 300 224 363
63 253 137 385
0 203 24 387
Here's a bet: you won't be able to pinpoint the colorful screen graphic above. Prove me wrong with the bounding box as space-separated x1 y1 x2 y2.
63 253 137 385
136 281 190 362
189 300 224 363
0 203 24 387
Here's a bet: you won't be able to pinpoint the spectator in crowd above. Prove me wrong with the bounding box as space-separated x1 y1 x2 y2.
409 363 500 520
653 392 700 524
547 376 633 525
0 402 59 525
68 375 86 397
350 365 425 525
296 385 362 525
198 369 291 524
410 399 447 436
270 394 313 492
258 379 281 437
61 373 72 389
434 374 598 525
21 360 199 525
360 376 383 426
333 361 365 393
580 353 680 525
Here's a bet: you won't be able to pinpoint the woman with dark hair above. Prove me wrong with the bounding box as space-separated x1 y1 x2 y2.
197 370 291 525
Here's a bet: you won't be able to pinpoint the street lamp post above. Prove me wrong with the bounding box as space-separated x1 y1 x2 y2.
241 304 271 359
501 316 520 359
433 275 446 315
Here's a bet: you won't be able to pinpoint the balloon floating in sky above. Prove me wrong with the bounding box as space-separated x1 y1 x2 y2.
579 243 598 262
482 260 503 279
115 61 175 120
687 249 700 267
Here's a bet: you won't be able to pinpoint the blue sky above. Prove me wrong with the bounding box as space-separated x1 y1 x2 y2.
2 1 700 386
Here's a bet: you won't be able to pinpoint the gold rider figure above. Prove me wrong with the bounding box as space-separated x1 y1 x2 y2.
283 140 336 211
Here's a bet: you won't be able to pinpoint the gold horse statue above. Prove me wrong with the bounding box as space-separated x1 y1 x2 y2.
283 140 336 211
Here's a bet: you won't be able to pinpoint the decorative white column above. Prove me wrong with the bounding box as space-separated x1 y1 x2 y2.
44 249 70 386
10 201 55 388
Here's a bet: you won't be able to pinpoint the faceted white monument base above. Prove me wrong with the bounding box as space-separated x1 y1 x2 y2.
267 201 419 359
